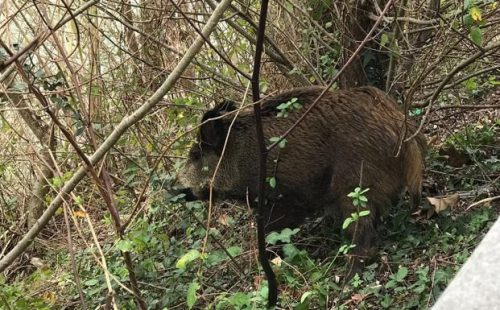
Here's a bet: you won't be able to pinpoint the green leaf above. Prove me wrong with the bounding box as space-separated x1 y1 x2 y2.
470 26 482 46
342 217 354 230
227 246 242 256
276 102 289 110
52 176 63 189
259 81 269 93
381 294 392 308
267 176 277 188
488 76 500 85
395 266 409 281
266 228 300 244
463 77 478 92
229 292 250 306
176 249 200 270
339 244 355 254
278 138 288 148
351 212 359 221
350 273 362 287
207 246 242 266
359 210 371 217
269 137 287 148
385 279 397 289
115 239 133 252
283 243 300 258
186 280 199 309
259 284 269 299
84 279 99 286
300 291 314 303
380 33 390 48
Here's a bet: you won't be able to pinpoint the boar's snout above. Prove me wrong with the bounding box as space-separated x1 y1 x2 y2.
177 156 211 201
171 187 202 201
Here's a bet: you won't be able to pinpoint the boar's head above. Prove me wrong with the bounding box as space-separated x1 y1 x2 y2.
178 99 248 200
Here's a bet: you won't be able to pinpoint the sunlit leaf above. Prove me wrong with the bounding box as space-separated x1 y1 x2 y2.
187 280 199 309
176 249 200 270
300 291 314 303
426 193 460 218
342 217 354 230
74 210 87 218
359 210 370 217
469 7 482 22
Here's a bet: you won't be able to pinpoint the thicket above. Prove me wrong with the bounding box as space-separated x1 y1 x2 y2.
0 0 498 308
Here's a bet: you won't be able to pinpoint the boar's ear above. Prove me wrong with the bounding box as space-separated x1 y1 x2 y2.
199 118 226 152
199 101 234 153
214 99 236 114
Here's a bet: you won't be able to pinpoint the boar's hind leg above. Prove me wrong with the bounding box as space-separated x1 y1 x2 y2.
338 196 378 280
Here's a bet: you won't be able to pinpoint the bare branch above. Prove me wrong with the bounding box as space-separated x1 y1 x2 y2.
0 0 234 273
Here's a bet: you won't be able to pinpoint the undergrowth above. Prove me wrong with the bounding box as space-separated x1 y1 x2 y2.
1 119 498 310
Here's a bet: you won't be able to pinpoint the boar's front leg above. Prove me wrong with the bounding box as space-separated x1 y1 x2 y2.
263 198 309 233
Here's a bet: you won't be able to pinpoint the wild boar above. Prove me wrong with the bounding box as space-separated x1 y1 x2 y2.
179 86 426 274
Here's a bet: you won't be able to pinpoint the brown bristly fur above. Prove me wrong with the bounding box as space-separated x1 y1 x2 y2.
179 86 427 276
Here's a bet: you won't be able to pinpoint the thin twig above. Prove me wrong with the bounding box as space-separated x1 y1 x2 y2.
169 0 251 81
406 40 500 142
465 195 500 211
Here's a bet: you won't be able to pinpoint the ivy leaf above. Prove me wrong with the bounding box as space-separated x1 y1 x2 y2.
266 228 300 244
470 26 482 46
283 243 300 258
229 292 250 307
116 239 133 252
381 294 392 308
176 249 200 270
395 266 409 281
464 0 473 9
